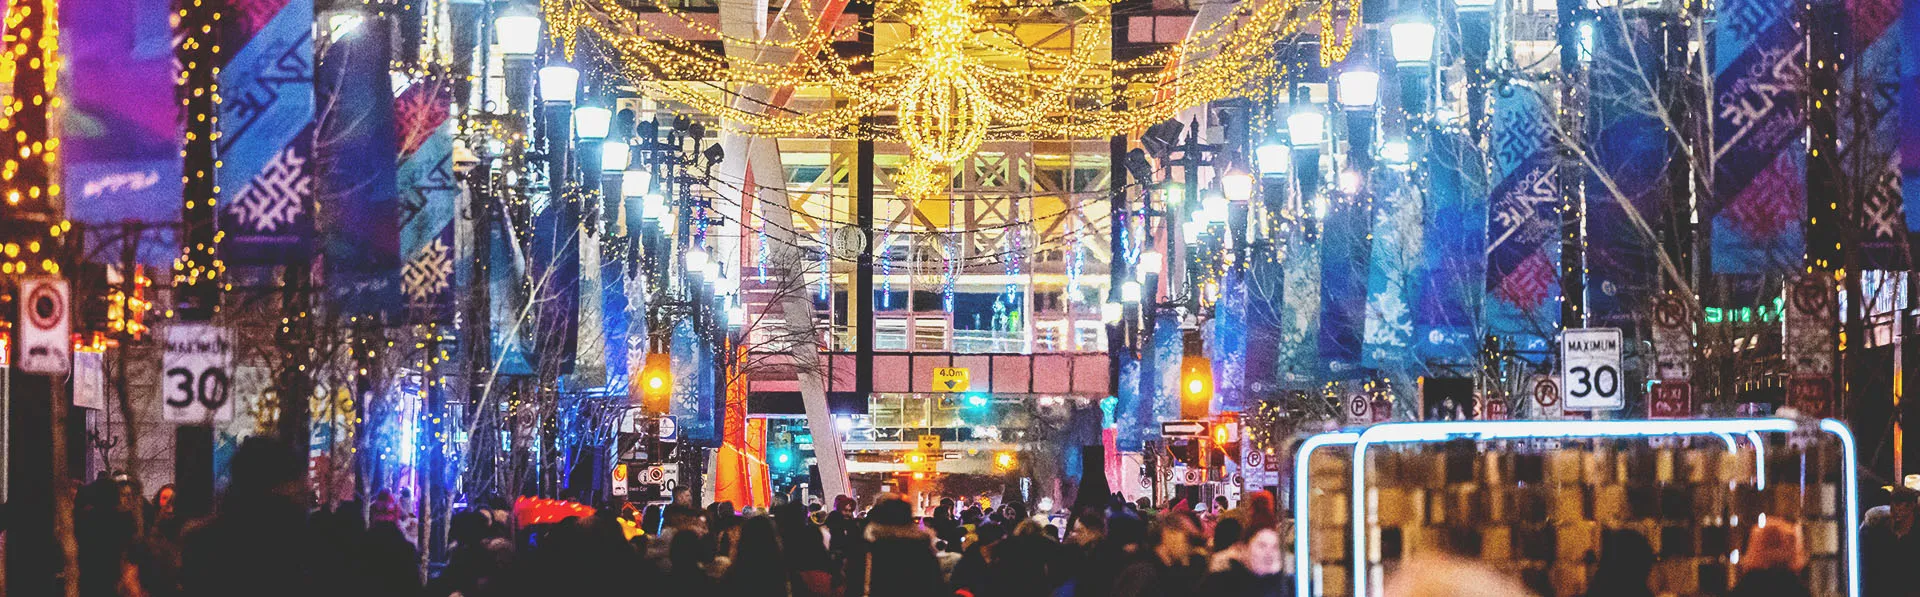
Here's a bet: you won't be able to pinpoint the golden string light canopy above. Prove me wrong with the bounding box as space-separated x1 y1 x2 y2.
545 0 1360 195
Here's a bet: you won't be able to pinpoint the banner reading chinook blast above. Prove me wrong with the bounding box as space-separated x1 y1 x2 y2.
216 0 315 265
1839 0 1907 267
1484 87 1561 358
396 77 458 323
1711 0 1808 274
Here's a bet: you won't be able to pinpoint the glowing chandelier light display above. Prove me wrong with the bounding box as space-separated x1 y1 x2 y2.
543 0 1363 186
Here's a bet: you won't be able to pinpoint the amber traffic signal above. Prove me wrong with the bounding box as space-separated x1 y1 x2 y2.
638 353 672 413
1180 356 1213 418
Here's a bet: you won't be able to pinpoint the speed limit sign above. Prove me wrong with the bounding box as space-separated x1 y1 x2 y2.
1561 328 1623 412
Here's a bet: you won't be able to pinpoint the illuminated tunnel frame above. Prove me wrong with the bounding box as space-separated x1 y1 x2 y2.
1335 419 1859 597
1293 431 1361 597
1293 428 1774 597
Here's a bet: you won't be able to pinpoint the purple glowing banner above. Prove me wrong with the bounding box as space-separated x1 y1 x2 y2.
1711 0 1807 273
60 0 181 265
1840 0 1907 267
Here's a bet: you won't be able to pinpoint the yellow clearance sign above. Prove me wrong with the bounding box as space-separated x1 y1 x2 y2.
932 367 970 392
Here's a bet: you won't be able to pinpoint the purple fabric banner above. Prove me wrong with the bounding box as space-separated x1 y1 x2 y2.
1586 16 1671 326
1840 0 1907 267
315 16 401 315
1712 0 1808 273
61 0 181 265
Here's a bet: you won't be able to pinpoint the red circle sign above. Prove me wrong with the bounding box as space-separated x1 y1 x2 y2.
1533 378 1559 408
26 283 63 330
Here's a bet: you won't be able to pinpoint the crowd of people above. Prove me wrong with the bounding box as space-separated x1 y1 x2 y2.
60 437 1839 597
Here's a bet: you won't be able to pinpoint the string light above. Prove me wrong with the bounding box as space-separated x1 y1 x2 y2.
0 0 64 272
174 0 224 313
545 0 1349 162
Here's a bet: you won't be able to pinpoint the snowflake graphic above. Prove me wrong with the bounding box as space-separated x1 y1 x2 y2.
1365 291 1413 348
228 143 309 232
402 238 455 304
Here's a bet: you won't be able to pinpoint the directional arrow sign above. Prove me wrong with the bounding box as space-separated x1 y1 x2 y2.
1161 420 1209 438
932 367 971 393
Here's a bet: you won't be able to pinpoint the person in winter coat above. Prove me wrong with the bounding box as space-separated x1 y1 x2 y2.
1195 528 1289 597
1730 524 1814 597
849 496 944 597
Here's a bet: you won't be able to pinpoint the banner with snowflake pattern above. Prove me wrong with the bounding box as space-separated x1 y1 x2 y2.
1277 225 1321 390
671 318 718 446
1711 0 1807 274
1207 271 1248 413
397 78 458 323
1362 175 1421 372
1587 16 1672 325
1414 132 1487 366
1484 87 1561 358
216 0 314 265
1150 310 1183 422
1840 0 1907 267
314 16 401 315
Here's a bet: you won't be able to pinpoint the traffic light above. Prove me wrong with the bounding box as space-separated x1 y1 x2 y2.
637 353 672 413
1180 356 1213 419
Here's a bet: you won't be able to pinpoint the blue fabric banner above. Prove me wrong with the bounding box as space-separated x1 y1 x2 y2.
1207 271 1249 413
671 318 718 445
1277 224 1321 389
314 16 400 315
1362 174 1420 371
1587 16 1672 325
488 212 534 376
602 234 633 391
216 0 314 265
1414 132 1487 366
530 186 582 374
1712 0 1807 274
1319 197 1372 380
398 82 458 323
1116 354 1145 451
1484 87 1561 357
1243 254 1284 398
1150 311 1182 422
